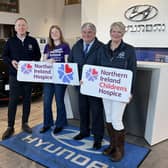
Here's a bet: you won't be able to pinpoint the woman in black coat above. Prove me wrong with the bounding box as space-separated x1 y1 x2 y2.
97 21 137 161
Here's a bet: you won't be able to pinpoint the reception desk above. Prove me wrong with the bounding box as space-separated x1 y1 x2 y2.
137 61 168 145
119 61 168 145
65 61 168 146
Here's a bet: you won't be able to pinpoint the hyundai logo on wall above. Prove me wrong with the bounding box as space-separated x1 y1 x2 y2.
124 5 158 22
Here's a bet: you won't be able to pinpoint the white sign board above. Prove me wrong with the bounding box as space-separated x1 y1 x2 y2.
17 61 79 85
80 65 133 103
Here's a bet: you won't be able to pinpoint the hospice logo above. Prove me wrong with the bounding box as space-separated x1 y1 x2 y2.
86 68 98 81
21 63 33 74
58 64 73 83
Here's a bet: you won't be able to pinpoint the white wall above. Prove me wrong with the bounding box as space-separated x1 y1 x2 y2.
0 0 81 41
0 0 56 37
62 4 81 40
82 0 168 47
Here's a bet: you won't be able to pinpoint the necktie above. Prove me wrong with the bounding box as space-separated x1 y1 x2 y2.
84 44 90 55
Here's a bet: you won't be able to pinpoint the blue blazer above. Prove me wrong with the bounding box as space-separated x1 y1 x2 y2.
68 38 103 80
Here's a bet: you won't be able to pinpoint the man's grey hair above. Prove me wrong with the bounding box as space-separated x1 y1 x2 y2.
81 22 96 32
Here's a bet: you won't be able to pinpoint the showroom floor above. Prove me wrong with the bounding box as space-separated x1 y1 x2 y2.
0 97 168 168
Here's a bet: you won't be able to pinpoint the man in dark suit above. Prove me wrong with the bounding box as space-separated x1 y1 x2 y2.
68 22 104 149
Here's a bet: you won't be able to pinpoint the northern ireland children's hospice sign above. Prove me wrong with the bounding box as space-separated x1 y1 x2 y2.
17 61 79 85
80 65 133 102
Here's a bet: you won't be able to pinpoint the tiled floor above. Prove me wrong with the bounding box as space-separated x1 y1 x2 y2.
0 97 168 168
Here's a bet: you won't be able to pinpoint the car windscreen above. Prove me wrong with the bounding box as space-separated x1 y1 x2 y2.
0 39 6 59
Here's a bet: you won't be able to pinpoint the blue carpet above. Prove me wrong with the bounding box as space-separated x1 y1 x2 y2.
0 124 149 168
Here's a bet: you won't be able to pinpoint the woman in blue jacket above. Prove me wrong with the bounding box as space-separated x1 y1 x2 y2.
97 22 137 161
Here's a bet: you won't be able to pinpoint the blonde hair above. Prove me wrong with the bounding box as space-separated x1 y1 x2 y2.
110 22 126 35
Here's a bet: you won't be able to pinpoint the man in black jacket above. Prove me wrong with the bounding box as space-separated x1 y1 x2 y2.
2 17 41 140
68 22 104 149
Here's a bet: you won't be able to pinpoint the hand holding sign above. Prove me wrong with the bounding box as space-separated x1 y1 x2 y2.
12 60 19 70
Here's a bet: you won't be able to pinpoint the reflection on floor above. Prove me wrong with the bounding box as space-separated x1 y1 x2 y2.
0 98 168 168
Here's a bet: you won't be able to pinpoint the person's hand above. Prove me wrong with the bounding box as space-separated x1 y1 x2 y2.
11 60 18 70
64 55 69 63
47 59 55 63
121 94 132 104
129 94 133 101
79 80 83 85
127 94 133 104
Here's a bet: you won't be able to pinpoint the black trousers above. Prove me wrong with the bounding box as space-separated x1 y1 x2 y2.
78 91 104 140
8 76 32 127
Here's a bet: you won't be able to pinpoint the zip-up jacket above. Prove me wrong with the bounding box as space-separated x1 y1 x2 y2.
68 38 103 80
97 40 137 94
2 35 41 76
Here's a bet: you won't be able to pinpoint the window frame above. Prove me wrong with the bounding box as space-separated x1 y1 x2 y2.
65 0 81 5
0 0 19 13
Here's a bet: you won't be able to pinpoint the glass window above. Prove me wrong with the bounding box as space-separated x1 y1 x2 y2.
0 39 6 58
0 0 19 13
0 24 15 39
65 0 81 5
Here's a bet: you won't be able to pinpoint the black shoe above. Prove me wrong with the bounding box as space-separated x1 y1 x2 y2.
73 133 90 140
93 141 102 150
22 123 32 133
53 127 63 134
2 127 14 140
40 126 51 133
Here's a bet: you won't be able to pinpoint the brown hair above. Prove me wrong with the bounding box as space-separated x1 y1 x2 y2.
48 25 68 51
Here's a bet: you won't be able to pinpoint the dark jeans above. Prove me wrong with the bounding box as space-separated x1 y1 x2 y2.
78 91 104 140
43 83 67 128
8 76 32 127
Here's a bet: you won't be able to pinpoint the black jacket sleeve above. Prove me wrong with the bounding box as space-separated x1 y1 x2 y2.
2 40 12 65
68 46 74 63
127 47 137 95
33 39 41 61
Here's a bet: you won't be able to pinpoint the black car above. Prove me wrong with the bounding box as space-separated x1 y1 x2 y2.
0 39 42 102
